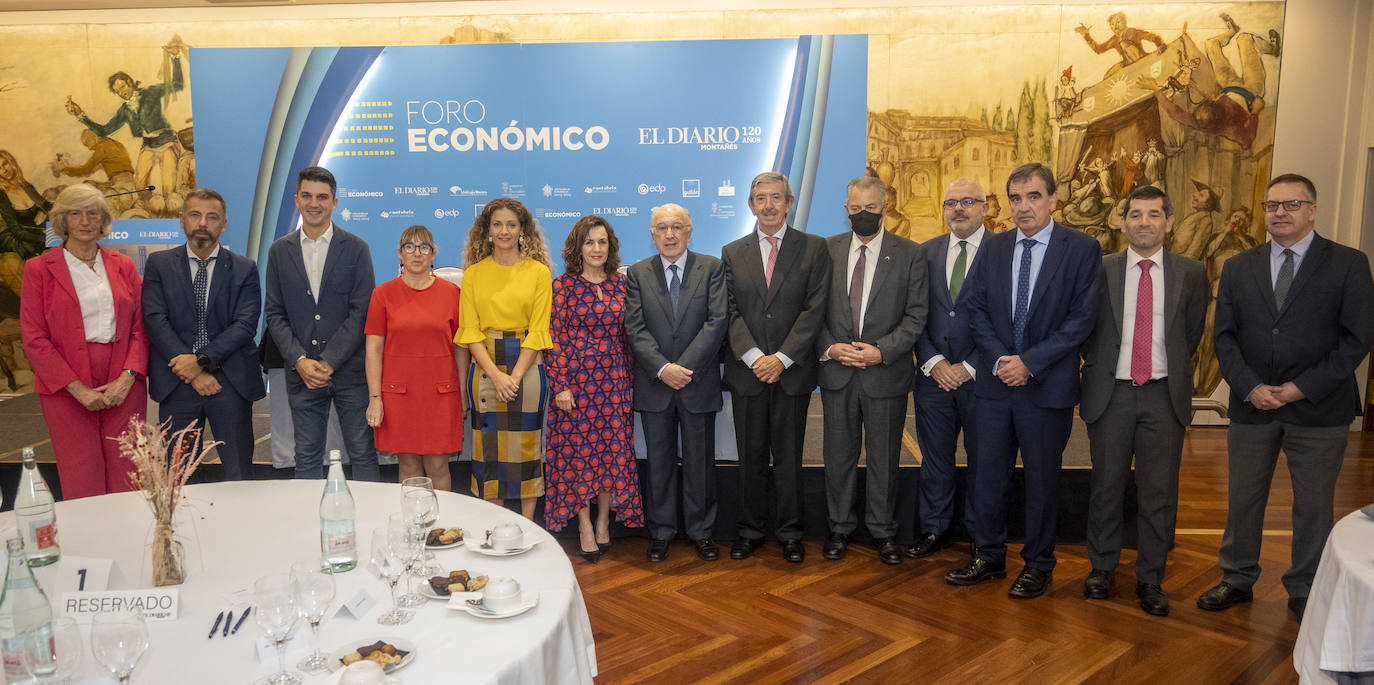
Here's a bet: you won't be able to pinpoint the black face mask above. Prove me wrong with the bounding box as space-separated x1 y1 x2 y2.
849 210 882 237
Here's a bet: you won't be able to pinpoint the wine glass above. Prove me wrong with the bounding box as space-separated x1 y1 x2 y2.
388 513 425 608
402 489 440 576
253 574 303 685
289 560 336 674
23 616 84 684
90 612 148 684
401 477 439 566
370 527 413 625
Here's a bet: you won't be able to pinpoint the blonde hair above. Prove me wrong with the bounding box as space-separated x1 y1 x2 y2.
462 197 552 269
50 183 112 240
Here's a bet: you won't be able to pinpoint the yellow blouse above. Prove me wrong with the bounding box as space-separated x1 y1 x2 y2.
455 257 553 350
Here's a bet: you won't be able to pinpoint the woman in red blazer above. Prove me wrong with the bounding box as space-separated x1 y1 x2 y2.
20 183 147 499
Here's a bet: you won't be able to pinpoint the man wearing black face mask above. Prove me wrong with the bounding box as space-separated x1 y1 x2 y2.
817 176 928 564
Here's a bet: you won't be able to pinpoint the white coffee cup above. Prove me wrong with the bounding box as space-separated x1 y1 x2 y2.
489 523 523 551
482 576 521 613
339 660 401 685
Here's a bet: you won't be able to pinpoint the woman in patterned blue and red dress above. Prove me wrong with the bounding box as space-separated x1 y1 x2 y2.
545 215 643 563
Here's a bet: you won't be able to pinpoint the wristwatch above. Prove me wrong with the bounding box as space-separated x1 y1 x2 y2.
124 369 138 378
196 352 214 372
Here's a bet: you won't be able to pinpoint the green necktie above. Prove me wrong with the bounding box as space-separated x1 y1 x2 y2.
949 239 969 302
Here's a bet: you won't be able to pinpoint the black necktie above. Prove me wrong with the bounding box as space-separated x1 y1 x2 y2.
193 255 215 351
1274 248 1295 309
1013 239 1036 351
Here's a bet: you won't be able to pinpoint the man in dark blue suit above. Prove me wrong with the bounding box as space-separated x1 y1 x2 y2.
909 178 988 560
264 167 379 480
143 187 266 480
946 163 1102 598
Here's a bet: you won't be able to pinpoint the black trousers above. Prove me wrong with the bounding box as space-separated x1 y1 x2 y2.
639 394 717 540
732 386 810 542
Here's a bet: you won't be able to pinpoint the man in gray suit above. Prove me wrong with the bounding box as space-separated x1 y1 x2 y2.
1080 185 1208 616
1198 173 1374 622
722 172 831 563
818 176 928 565
625 203 730 563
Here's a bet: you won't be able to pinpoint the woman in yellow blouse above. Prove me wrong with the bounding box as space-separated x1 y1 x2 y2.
456 198 553 520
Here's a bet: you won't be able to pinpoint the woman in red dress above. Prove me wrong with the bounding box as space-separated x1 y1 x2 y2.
545 216 643 563
364 225 466 491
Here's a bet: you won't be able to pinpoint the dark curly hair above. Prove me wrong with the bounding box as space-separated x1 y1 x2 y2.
561 215 621 276
462 197 551 268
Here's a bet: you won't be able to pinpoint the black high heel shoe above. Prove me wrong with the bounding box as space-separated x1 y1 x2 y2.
579 546 601 564
596 540 611 554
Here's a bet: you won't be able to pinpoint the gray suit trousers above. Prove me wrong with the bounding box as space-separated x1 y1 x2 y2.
821 383 908 538
1219 421 1348 599
1085 380 1184 583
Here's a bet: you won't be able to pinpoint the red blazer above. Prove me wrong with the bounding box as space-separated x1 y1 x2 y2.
20 246 148 396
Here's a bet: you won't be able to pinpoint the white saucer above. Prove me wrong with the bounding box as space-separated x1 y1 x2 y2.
452 591 539 618
464 536 540 557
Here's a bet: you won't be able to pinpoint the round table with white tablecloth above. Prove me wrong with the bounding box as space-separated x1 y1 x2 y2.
1294 507 1374 684
3 480 597 684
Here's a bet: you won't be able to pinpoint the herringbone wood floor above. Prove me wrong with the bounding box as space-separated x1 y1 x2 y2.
565 427 1374 684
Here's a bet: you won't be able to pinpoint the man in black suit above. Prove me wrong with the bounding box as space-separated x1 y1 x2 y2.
722 172 830 563
909 178 988 560
818 176 927 565
625 203 729 562
1198 173 1374 621
142 187 266 480
264 166 379 480
947 162 1102 598
1080 185 1208 616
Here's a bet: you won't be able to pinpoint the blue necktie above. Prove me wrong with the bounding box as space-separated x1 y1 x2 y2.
1013 239 1035 351
668 264 681 315
193 255 215 351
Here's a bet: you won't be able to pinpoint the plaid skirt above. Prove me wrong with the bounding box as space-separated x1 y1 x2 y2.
468 330 546 500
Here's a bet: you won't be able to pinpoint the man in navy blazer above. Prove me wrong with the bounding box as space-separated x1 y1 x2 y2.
909 178 988 560
143 188 266 480
1197 173 1374 621
264 166 379 480
947 163 1102 598
625 203 729 563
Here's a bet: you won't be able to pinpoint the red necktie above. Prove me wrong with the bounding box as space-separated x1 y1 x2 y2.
764 235 779 286
1131 259 1154 385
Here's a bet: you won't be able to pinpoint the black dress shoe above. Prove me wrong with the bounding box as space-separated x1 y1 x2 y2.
1008 567 1052 598
693 538 719 561
730 537 762 560
822 533 848 561
944 557 1007 586
647 538 670 562
876 538 902 565
579 547 601 564
1083 568 1114 599
782 539 805 563
1288 596 1307 623
1136 582 1169 616
1196 582 1253 611
903 532 950 558
597 540 612 554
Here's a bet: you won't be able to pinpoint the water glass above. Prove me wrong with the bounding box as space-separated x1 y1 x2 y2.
387 513 425 608
90 612 148 684
370 527 413 625
290 560 336 674
23 617 84 684
253 574 303 685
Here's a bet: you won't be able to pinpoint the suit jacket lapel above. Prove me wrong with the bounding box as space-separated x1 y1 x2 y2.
1247 247 1279 318
1027 223 1068 319
1106 252 1126 338
649 255 673 325
929 234 952 310
1277 235 1325 318
45 249 78 303
1162 251 1182 335
206 247 231 310
673 252 700 328
864 233 895 312
319 230 343 294
280 231 308 295
830 237 855 337
170 245 196 313
764 229 801 306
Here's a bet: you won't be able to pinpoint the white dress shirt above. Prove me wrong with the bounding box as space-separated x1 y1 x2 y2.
846 229 884 335
63 248 116 343
740 226 794 370
300 223 335 304
1114 247 1167 381
186 244 222 302
921 226 985 381
995 222 1053 374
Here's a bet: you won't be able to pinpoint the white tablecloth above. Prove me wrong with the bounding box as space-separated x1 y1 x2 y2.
1294 508 1374 683
1 480 597 684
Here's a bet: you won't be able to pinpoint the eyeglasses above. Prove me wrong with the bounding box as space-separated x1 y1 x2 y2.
66 209 103 221
751 193 787 206
1261 200 1314 213
942 198 984 208
401 243 433 254
652 223 688 234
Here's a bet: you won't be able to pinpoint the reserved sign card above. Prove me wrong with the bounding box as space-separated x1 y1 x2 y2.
61 588 181 623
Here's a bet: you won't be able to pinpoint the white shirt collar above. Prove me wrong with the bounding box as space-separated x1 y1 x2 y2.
188 244 222 261
301 223 335 245
1015 221 1054 245
1270 229 1316 259
950 226 985 250
757 225 788 244
1126 246 1164 270
849 229 885 255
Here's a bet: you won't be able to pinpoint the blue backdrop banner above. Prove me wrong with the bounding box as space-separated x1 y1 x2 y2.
190 36 867 277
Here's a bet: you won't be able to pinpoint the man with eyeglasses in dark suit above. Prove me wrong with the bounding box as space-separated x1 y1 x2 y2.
1197 173 1374 622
